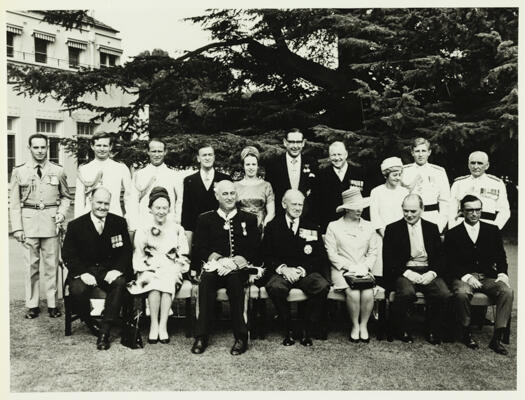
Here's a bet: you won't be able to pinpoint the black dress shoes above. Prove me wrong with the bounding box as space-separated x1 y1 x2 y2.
349 337 360 343
489 329 508 355
300 333 313 347
25 307 40 319
230 338 248 356
427 332 442 345
462 331 479 349
48 307 61 318
147 338 158 344
159 338 170 344
360 338 370 344
282 331 295 346
191 337 208 354
398 331 413 343
96 333 110 350
83 317 100 336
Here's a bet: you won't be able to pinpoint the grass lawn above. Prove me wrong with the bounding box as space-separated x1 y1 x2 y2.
9 300 516 392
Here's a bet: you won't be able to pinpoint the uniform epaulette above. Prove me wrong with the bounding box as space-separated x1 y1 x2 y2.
403 163 414 168
13 162 26 168
486 174 502 182
429 163 444 171
49 161 63 167
454 175 469 182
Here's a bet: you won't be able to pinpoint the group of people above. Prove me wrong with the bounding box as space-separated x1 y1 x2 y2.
9 129 513 356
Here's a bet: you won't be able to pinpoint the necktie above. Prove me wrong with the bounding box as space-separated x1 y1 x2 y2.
409 224 424 257
289 219 295 235
36 165 42 179
96 219 104 235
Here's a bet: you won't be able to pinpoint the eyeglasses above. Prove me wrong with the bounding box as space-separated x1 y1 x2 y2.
463 208 482 213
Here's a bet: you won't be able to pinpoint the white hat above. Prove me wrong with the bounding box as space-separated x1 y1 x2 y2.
336 187 370 213
380 156 403 172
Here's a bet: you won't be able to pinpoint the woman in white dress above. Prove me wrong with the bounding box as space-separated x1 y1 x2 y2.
325 188 380 342
369 157 410 237
129 187 190 344
369 157 409 279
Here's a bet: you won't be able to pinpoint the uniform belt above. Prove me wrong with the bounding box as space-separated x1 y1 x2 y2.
22 203 58 210
481 211 497 221
423 203 439 212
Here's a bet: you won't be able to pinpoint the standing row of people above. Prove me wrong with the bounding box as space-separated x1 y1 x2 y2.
9 130 513 356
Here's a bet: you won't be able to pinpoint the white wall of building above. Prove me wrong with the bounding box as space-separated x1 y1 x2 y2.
6 10 144 187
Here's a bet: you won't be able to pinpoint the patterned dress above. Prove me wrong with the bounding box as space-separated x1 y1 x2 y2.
130 220 190 296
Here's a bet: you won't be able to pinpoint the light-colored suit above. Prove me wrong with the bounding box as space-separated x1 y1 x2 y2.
9 159 72 308
74 158 137 230
324 217 380 289
402 162 450 232
133 163 182 225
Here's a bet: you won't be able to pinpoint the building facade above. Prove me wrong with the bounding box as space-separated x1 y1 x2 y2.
6 10 144 186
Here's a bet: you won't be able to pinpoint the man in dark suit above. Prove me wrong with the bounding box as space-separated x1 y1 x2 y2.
181 145 230 246
61 187 132 350
190 180 260 356
444 194 513 355
264 129 316 218
383 194 451 344
263 189 330 346
313 141 368 233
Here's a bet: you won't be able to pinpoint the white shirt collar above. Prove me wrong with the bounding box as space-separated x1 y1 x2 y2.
150 162 166 170
200 168 215 179
285 214 299 230
217 208 237 221
407 219 422 230
90 212 106 226
463 221 480 241
470 173 486 181
286 153 301 166
464 221 480 231
333 162 348 179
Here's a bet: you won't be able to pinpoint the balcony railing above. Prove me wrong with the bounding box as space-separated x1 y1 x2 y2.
7 49 94 69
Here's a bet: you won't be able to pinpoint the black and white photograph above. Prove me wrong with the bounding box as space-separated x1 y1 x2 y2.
1 0 519 393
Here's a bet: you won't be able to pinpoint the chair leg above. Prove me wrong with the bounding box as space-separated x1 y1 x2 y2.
248 297 258 339
64 295 72 336
376 300 386 341
184 298 193 338
385 299 394 342
258 299 267 339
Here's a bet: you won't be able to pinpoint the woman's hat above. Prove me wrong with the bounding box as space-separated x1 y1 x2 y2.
241 146 260 161
380 156 403 172
148 186 170 208
336 187 370 213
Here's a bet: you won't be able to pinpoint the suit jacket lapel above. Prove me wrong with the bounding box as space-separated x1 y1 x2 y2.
459 223 477 245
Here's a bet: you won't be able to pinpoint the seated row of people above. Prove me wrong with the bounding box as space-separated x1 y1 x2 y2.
61 181 512 358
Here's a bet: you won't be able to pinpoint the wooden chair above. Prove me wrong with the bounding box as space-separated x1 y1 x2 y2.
386 291 511 343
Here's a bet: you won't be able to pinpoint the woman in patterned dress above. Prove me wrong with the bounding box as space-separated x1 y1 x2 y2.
130 187 190 344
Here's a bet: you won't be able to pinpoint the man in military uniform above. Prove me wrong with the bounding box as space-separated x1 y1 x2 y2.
9 133 72 319
74 132 137 232
133 138 182 224
402 138 450 233
449 151 510 230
